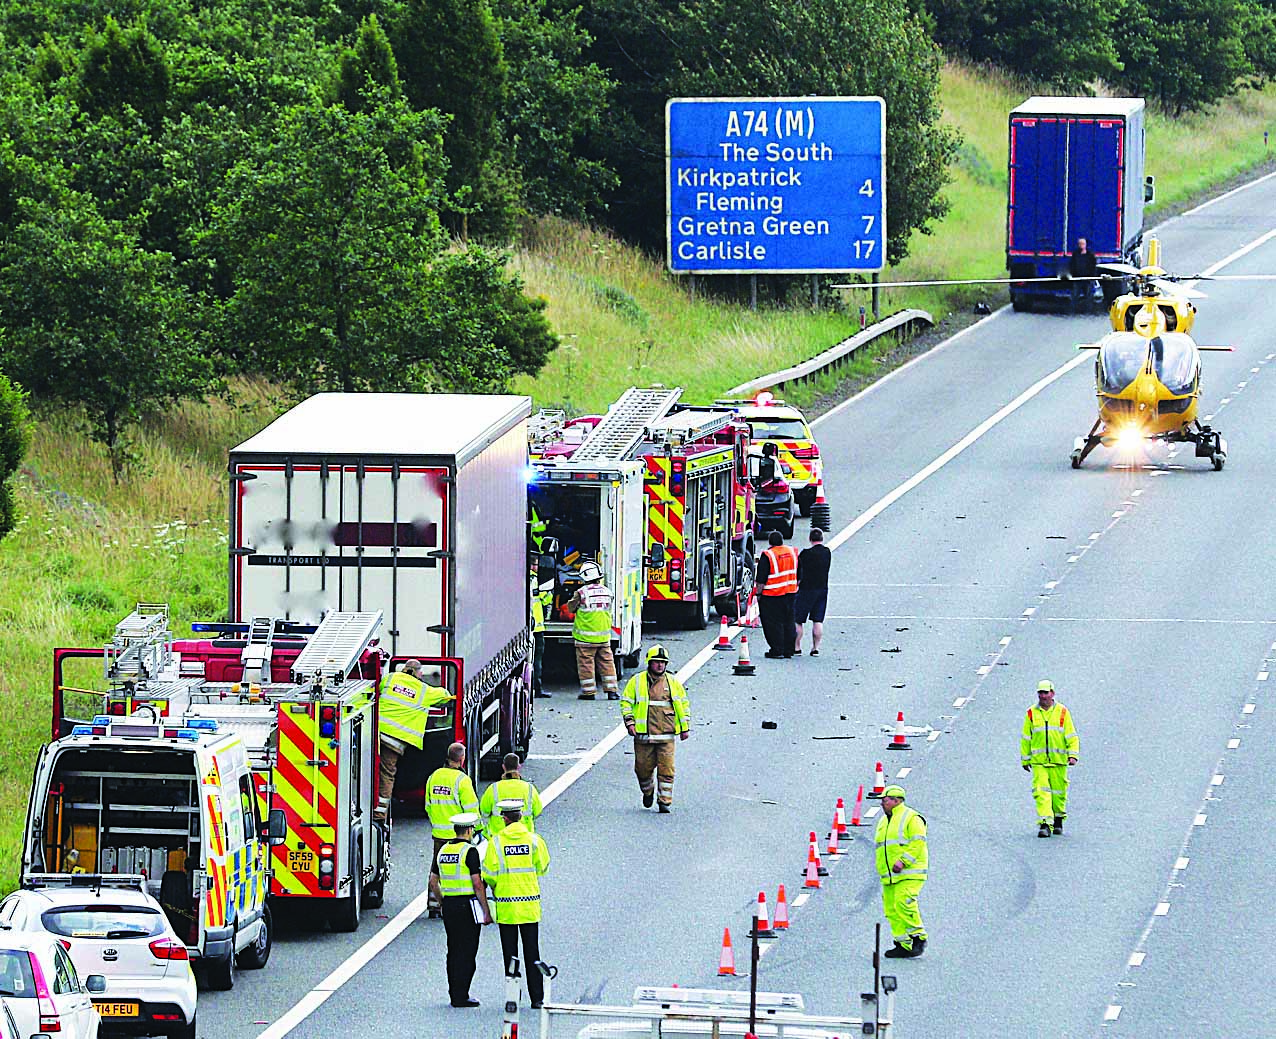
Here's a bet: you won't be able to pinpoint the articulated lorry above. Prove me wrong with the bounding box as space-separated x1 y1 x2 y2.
227 393 535 786
1006 96 1153 312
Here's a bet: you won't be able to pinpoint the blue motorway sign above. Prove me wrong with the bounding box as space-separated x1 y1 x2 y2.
666 96 885 275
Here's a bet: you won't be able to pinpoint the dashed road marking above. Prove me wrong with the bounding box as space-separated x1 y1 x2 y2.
1175 857 1190 871
1154 903 1170 917
1128 952 1145 967
1243 703 1256 714
1105 1006 1122 1022
1194 814 1208 826
1228 738 1241 749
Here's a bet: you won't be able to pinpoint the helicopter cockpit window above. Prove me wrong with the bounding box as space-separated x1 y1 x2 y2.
1151 332 1198 395
1098 334 1147 393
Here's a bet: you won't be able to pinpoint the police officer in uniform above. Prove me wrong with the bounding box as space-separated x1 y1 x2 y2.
426 742 482 916
620 645 691 813
429 813 491 1008
483 799 551 1008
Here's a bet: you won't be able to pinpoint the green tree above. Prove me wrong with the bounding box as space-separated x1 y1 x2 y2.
0 194 215 479
957 0 1120 90
0 365 32 538
422 246 558 389
1114 0 1252 113
389 0 521 238
203 93 451 394
78 16 172 130
583 0 959 265
493 0 617 219
336 13 401 111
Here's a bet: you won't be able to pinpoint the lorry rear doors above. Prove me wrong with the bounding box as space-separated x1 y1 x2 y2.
1064 118 1123 255
231 462 450 658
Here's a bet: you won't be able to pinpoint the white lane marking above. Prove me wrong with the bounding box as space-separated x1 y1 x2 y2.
896 767 911 778
1089 532 1102 540
866 806 881 818
1154 903 1170 917
1129 952 1145 967
824 351 1094 553
977 665 991 675
1221 397 1232 405
1105 1005 1122 1022
1068 555 1080 563
927 731 941 742
792 892 811 908
952 697 968 708
1257 671 1269 681
524 752 591 761
1176 168 1276 217
1211 775 1225 786
1045 581 1058 590
1243 703 1256 715
1228 738 1241 749
1198 227 1276 277
1175 858 1190 871
1194 814 1208 826
1022 607 1036 616
1000 636 1012 646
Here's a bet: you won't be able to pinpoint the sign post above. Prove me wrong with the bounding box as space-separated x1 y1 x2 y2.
667 97 886 276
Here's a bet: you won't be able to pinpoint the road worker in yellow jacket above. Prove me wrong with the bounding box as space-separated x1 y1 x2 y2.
483 799 551 1008
1021 679 1079 837
425 741 481 916
480 753 544 834
875 785 928 959
620 644 690 813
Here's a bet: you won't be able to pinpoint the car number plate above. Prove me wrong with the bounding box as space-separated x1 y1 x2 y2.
288 849 316 871
95 1002 139 1017
647 566 665 581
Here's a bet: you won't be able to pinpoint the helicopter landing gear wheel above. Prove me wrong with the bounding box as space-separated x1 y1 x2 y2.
1070 450 1082 469
1212 451 1225 471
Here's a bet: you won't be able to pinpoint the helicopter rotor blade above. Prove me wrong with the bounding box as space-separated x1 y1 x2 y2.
1151 278 1207 299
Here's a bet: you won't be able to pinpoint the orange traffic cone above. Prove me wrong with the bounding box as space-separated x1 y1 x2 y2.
887 710 912 751
774 885 790 930
741 589 761 628
713 615 732 650
803 831 829 877
826 826 842 858
851 784 867 826
718 928 736 975
803 855 821 889
749 891 776 939
733 635 756 676
835 797 851 841
811 479 831 532
868 762 887 799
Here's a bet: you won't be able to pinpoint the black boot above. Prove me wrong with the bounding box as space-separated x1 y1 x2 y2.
1053 818 1064 835
1038 822 1052 838
658 803 671 814
883 941 912 959
642 790 654 808
909 937 926 957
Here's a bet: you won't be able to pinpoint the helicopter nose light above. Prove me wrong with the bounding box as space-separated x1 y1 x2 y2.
1115 425 1144 452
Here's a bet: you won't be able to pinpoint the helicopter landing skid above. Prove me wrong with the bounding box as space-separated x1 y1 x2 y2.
1070 422 1227 470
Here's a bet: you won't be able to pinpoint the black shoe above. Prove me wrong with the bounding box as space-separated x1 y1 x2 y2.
810 649 819 657
783 654 793 659
642 791 654 808
883 942 912 959
534 690 552 698
764 651 783 659
910 937 927 957
606 691 620 700
530 1001 543 1009
658 803 671 813
1053 818 1064 835
1038 823 1052 838
427 906 442 919
578 692 596 700
793 648 803 655
450 998 481 1008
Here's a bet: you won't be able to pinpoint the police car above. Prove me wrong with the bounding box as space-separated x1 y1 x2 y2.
1 876 197 1038
717 394 823 516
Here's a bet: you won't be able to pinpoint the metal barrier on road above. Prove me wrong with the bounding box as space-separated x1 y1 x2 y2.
727 308 934 398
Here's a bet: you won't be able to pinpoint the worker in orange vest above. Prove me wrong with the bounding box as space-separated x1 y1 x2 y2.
754 530 799 658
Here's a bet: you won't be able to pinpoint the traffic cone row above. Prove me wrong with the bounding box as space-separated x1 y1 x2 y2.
804 832 829 878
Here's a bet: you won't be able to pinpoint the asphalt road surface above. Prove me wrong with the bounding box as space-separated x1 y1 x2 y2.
197 171 1276 1039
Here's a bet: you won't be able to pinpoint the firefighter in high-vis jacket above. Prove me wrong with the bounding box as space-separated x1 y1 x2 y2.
375 659 451 822
1021 679 1079 837
483 799 551 1008
569 559 618 700
426 741 482 916
875 785 928 959
480 753 544 835
620 644 691 813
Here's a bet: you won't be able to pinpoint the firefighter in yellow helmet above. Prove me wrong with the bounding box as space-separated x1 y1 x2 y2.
569 559 618 700
875 785 928 958
620 644 690 813
1021 679 1079 837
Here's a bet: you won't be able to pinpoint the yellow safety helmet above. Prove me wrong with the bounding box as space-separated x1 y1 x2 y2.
1037 679 1054 692
646 644 670 664
882 785 906 800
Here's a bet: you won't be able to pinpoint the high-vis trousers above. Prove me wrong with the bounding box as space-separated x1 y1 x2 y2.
634 739 676 806
881 879 927 949
1030 763 1070 823
575 640 618 698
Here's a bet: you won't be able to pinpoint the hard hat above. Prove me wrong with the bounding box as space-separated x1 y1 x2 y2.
579 560 603 583
451 812 480 831
646 644 670 664
1037 679 1054 692
882 785 906 800
496 798 524 815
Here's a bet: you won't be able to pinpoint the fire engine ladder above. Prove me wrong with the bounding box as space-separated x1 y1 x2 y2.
289 610 384 690
239 616 276 684
571 386 683 463
104 603 173 690
647 408 733 447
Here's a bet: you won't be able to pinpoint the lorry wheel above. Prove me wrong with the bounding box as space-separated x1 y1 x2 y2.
236 904 271 970
328 851 362 933
1011 294 1031 313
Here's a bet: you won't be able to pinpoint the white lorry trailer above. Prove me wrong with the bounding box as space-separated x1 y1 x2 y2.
227 393 535 785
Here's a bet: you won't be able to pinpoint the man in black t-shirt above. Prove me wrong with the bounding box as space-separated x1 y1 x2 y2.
795 527 831 655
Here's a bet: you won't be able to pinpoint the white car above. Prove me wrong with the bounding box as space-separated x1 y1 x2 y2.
0 877 196 1039
0 923 104 1038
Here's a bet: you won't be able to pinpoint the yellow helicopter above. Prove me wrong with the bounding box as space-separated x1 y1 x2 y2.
1070 238 1229 470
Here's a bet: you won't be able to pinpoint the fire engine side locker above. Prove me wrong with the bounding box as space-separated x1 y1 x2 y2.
228 393 535 786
